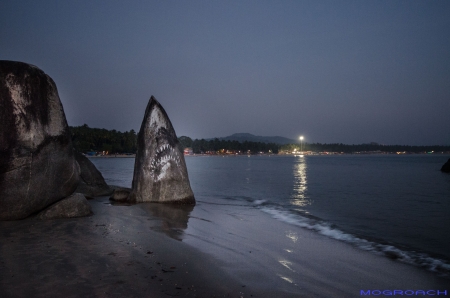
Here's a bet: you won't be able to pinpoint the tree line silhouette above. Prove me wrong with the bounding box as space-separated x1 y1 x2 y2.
70 124 137 153
70 125 449 154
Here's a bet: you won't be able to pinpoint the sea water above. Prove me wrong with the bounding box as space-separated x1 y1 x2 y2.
90 154 450 276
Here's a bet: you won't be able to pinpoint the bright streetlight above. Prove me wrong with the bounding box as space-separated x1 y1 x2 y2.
299 136 304 153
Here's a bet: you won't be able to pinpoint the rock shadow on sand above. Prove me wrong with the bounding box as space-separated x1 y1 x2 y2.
139 203 194 241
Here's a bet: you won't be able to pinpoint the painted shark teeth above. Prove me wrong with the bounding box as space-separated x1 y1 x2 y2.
150 144 182 175
156 144 172 155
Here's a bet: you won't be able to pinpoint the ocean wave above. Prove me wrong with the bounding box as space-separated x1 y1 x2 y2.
252 199 268 206
259 206 450 277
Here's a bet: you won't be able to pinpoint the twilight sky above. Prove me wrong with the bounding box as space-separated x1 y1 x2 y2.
1 0 449 145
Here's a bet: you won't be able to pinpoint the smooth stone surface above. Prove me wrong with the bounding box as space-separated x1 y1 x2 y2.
75 151 114 197
441 158 450 173
128 96 195 204
38 193 92 219
0 60 80 220
109 187 132 202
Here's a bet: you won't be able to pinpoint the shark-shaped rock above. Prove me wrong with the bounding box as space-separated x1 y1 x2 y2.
128 96 195 204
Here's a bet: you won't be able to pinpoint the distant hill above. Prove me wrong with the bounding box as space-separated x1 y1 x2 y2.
216 133 296 145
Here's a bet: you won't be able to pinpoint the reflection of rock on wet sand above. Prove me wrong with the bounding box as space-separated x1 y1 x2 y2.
139 203 194 241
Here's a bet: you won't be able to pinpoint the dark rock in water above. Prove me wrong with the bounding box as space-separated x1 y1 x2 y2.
128 96 195 204
75 151 114 197
38 193 92 219
109 187 132 202
441 158 450 173
0 61 80 220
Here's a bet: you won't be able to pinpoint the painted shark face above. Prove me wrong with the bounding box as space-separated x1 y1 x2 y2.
150 139 182 181
146 105 183 181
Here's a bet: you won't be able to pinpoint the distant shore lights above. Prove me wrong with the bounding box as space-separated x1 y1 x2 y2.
299 136 304 154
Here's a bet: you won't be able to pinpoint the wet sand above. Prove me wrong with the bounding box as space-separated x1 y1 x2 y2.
0 197 448 297
0 197 247 298
182 198 450 296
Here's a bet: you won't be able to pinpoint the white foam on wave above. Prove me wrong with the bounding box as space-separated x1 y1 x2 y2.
260 206 450 276
252 199 267 206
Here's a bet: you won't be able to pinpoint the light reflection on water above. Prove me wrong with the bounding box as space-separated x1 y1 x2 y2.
291 156 312 207
277 274 295 284
286 231 299 243
279 260 296 272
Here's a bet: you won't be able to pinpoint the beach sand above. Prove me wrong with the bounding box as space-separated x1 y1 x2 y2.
0 197 245 298
0 197 448 297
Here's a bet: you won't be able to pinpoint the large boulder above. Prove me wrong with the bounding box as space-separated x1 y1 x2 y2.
441 158 450 173
0 61 80 220
75 151 113 197
128 96 195 204
38 193 92 220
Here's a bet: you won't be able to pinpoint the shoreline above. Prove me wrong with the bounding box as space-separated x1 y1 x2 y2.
0 197 252 298
1 196 448 297
87 152 450 158
183 197 449 295
87 154 136 158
